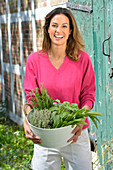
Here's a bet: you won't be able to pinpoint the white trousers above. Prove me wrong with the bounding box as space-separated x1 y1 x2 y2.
31 129 92 170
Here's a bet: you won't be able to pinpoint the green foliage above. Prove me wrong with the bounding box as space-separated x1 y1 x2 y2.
28 98 102 129
27 85 102 129
0 123 33 169
49 100 102 128
29 84 54 110
0 100 9 122
0 102 33 169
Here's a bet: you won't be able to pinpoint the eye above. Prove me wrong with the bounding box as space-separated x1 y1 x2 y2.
52 24 57 27
62 25 68 28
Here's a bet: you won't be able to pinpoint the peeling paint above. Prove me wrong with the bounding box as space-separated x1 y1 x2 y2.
107 83 113 101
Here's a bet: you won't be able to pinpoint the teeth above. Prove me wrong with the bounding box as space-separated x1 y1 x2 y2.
55 35 63 38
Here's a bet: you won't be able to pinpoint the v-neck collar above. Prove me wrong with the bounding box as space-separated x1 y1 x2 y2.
46 52 69 72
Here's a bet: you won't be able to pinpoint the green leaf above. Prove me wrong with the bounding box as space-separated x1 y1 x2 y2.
89 115 100 124
49 106 59 112
66 119 87 126
87 112 103 116
76 123 82 129
54 99 61 104
89 116 98 128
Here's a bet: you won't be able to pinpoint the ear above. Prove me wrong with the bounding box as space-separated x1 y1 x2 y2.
48 27 50 34
69 29 72 35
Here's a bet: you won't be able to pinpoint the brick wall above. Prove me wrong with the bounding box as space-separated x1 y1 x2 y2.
22 21 33 64
13 74 22 117
9 0 18 13
11 22 20 65
36 20 45 51
0 0 7 15
0 0 68 124
2 24 10 63
4 71 12 111
21 0 31 11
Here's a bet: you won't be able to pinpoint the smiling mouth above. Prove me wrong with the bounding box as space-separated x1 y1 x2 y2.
54 35 64 38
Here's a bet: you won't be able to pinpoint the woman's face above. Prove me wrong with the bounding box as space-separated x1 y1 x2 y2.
48 14 71 47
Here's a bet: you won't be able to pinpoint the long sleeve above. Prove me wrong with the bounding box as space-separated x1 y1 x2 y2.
24 52 39 104
79 55 96 109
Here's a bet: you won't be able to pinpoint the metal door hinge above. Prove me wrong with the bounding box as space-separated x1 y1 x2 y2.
66 2 93 14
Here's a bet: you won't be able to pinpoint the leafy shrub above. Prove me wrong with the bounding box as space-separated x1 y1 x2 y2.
0 100 33 169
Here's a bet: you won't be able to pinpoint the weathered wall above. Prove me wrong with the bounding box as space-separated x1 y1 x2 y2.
0 0 68 123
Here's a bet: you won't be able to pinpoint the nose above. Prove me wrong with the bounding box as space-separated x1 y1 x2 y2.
56 26 62 33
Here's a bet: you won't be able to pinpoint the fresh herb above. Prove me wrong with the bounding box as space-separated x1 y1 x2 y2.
29 84 54 110
26 85 102 129
28 109 53 129
49 100 102 129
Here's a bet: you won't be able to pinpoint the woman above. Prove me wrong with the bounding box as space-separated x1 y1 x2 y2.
24 7 96 170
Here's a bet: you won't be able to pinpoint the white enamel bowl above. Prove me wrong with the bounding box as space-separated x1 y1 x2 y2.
27 110 76 148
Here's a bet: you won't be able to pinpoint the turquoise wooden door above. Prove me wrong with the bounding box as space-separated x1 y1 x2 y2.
67 0 94 65
94 0 113 168
67 0 113 168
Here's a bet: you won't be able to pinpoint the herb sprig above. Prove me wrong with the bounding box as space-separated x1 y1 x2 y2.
29 84 54 110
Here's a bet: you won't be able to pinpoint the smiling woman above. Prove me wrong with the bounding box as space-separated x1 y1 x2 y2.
24 7 96 170
48 14 71 47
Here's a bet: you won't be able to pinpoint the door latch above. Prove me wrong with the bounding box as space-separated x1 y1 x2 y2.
109 68 113 79
102 27 111 62
102 35 111 62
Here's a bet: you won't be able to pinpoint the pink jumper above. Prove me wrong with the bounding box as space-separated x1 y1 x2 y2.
24 50 96 129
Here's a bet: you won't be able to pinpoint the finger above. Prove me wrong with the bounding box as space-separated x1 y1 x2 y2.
67 128 79 142
67 135 78 143
71 136 78 144
67 130 81 143
33 139 42 144
71 130 82 143
67 134 75 142
25 129 35 136
25 130 41 140
72 126 80 133
27 133 41 140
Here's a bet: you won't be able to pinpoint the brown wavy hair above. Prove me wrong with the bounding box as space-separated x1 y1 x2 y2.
41 7 85 61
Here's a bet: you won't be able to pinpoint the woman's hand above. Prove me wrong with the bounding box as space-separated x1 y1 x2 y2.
23 106 42 144
67 125 82 143
24 117 42 144
67 105 90 144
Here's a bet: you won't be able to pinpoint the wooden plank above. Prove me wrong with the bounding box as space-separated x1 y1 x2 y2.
31 0 37 52
0 24 5 101
93 0 106 155
68 0 94 65
17 0 26 107
104 0 113 145
7 0 15 114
